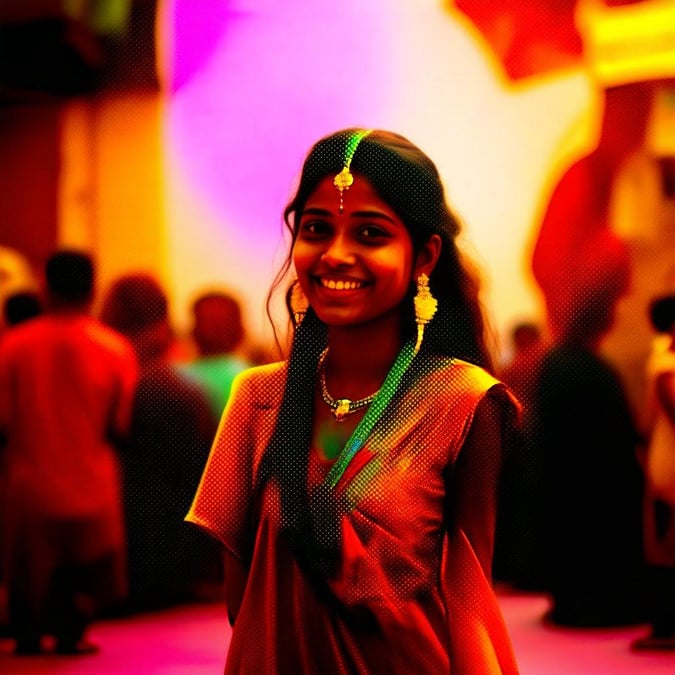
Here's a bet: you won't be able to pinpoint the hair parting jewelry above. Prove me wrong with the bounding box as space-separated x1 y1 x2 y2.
413 273 438 354
333 129 372 214
318 348 379 422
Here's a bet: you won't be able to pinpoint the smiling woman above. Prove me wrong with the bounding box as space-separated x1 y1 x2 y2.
293 173 428 333
186 128 522 674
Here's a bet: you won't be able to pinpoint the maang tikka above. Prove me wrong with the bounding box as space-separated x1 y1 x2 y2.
333 129 372 214
414 273 437 354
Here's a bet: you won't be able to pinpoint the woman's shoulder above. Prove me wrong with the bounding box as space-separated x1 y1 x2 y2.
423 355 500 394
415 355 519 416
230 360 289 406
235 361 288 387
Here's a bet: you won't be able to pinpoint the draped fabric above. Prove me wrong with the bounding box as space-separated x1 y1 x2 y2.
187 357 520 674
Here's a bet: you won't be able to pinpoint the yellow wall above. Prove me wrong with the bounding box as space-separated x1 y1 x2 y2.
59 93 170 318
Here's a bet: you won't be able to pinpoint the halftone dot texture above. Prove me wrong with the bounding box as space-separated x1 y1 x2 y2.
101 274 168 332
186 129 521 672
187 353 520 673
98 273 222 609
123 363 222 609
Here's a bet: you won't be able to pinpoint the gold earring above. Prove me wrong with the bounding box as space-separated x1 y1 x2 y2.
413 273 437 354
290 280 308 326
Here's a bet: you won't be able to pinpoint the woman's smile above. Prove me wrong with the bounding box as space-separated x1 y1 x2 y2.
316 277 367 291
293 174 415 330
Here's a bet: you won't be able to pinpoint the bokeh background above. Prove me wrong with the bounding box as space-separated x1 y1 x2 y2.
1 0 674 423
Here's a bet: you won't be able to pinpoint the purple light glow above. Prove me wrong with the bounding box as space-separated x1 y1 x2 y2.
160 1 590 347
166 1 398 261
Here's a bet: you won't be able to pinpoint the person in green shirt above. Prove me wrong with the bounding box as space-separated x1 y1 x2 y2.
180 291 250 422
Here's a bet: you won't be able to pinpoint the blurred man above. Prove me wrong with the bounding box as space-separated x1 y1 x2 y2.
0 250 138 655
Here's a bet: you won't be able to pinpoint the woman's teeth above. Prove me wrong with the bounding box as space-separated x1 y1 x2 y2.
320 279 363 290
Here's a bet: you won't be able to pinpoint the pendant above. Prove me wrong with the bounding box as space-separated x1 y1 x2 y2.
334 399 351 422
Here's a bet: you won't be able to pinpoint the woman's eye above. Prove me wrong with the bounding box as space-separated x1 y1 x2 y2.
299 221 329 236
359 225 388 239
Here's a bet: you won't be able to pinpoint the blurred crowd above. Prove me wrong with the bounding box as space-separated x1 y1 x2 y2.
1 243 674 657
495 273 675 651
0 0 674 665
0 249 264 655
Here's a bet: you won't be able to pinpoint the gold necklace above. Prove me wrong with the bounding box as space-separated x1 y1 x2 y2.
318 349 380 422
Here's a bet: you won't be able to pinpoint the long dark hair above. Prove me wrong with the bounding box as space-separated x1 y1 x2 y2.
269 128 491 368
257 128 492 590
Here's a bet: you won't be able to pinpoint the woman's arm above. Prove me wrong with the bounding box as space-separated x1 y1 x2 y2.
441 388 521 675
185 369 258 606
452 390 513 579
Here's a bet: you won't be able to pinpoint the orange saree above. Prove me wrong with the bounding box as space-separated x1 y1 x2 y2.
187 356 520 674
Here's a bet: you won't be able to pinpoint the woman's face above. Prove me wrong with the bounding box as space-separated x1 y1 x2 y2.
293 174 435 330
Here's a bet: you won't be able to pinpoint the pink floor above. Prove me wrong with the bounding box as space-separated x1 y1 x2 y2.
0 590 673 674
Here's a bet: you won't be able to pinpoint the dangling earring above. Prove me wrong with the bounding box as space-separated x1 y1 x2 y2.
413 273 437 354
290 280 308 326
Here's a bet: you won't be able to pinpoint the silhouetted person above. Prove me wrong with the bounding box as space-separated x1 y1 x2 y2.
101 274 222 612
632 294 675 650
178 291 250 423
0 250 138 655
494 321 547 587
523 58 658 624
2 290 42 328
530 285 647 626
499 321 547 414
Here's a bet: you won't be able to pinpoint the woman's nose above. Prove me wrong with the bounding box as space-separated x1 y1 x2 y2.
320 235 356 267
